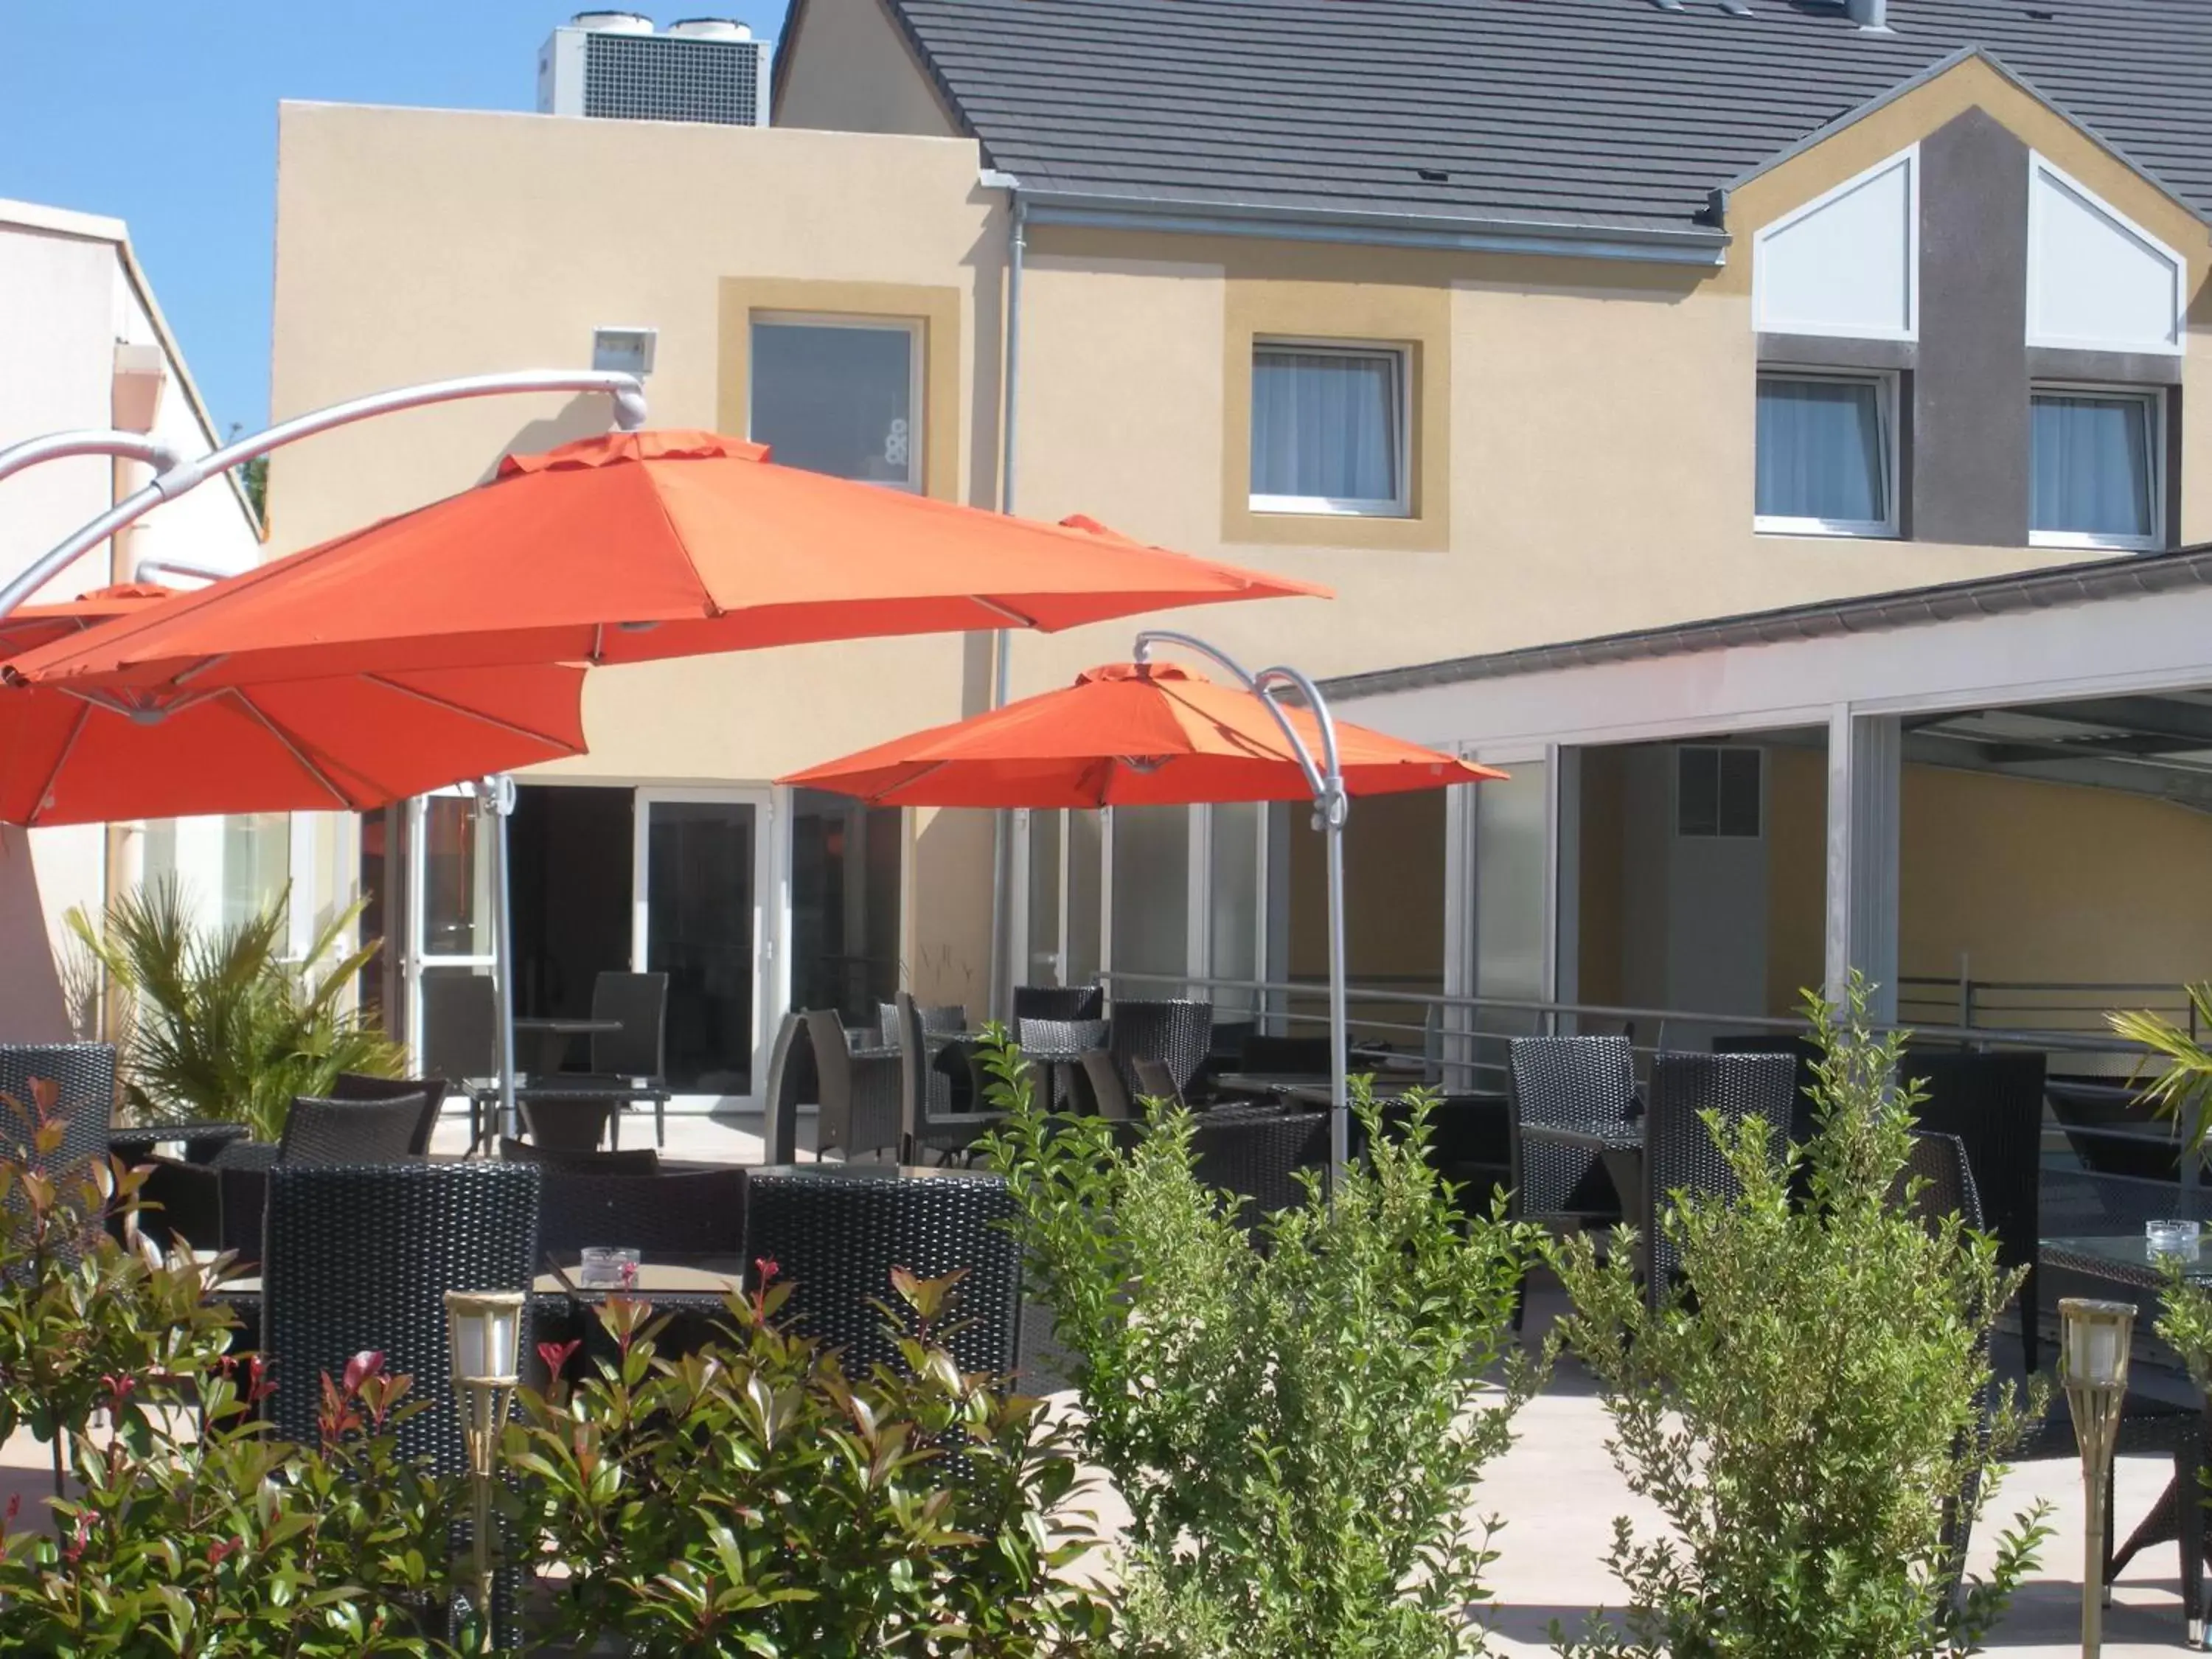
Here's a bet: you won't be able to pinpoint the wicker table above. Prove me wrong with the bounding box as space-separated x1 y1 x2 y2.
109 1120 253 1165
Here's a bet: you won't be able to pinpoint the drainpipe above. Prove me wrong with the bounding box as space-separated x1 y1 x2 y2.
985 175 1025 1016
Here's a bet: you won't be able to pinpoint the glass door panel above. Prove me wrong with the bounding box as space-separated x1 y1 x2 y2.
636 793 770 1103
406 788 498 1075
1208 802 1262 1017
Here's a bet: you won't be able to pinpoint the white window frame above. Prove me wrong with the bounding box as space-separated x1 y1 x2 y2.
1752 366 1900 540
2028 381 2166 553
747 310 925 492
1248 338 1411 518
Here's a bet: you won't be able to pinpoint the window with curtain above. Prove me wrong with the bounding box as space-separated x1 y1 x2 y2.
2031 389 2159 547
751 316 920 489
1250 343 1407 514
1754 372 1893 535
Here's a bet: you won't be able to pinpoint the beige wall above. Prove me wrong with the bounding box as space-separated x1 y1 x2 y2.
772 0 961 139
268 103 1005 990
1901 765 2212 993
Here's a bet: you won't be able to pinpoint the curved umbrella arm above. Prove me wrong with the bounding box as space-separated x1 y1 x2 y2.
0 431 181 488
1132 627 1346 821
1133 626 1352 1185
0 369 650 623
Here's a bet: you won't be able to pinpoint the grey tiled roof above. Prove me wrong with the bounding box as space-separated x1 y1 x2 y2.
881 0 2212 234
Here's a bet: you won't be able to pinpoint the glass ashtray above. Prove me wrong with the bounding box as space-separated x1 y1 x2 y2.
579 1246 642 1288
2146 1220 2202 1261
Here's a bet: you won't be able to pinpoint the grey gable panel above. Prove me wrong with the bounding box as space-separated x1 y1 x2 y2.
886 0 2212 234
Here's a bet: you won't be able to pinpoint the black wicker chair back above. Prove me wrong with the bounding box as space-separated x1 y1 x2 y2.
330 1072 450 1156
276 1093 428 1166
1375 1091 1512 1210
1241 1034 1335 1077
262 1161 540 1473
420 973 498 1085
499 1140 661 1174
804 1009 900 1158
878 1000 967 1047
589 971 669 1081
1904 1048 2045 1371
0 1040 114 1178
1079 1049 1133 1120
1107 999 1212 1099
1507 1034 1638 1224
1012 984 1102 1023
1015 1016 1106 1113
1192 1107 1330 1222
894 992 997 1164
1899 1130 1984 1233
742 1168 1021 1376
1643 1051 1797 1304
537 1163 745 1259
762 1012 809 1165
1711 1033 1823 1144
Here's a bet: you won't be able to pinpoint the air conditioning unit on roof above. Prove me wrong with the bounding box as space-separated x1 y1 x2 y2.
538 13 772 128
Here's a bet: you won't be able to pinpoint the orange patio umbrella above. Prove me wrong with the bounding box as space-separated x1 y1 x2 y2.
783 655 1503 1176
4 432 1327 702
5 432 1322 1140
0 585 586 826
780 660 1503 807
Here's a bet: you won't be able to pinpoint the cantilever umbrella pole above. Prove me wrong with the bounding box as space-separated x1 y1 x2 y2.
1 370 651 1142
1132 628 1351 1186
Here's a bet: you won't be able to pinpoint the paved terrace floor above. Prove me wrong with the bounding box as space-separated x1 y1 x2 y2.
0 1105 2193 1655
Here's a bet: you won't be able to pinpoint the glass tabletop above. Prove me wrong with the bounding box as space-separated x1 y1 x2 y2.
2041 1234 2212 1286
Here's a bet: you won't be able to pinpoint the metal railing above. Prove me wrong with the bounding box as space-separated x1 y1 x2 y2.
1898 974 2198 1043
1099 968 2161 1092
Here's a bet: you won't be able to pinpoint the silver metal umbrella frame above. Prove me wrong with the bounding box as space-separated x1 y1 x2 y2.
1130 629 1352 1183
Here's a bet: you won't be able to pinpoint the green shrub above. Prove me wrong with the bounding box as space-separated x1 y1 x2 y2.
979 1029 1537 1659
68 878 401 1141
0 1087 470 1655
1550 978 2050 1659
504 1270 1116 1656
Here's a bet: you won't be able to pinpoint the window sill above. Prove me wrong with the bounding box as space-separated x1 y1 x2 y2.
2029 530 2161 553
1248 495 1410 520
1753 518 1899 540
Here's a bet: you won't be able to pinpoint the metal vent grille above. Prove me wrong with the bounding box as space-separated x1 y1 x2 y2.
582 33 762 125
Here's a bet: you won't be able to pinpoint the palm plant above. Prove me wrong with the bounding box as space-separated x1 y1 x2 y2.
2108 984 2212 1155
66 879 402 1141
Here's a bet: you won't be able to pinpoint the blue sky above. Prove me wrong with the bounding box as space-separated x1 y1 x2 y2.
0 3 788 438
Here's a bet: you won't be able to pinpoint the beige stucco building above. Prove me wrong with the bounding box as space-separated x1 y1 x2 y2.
265 1 2212 1104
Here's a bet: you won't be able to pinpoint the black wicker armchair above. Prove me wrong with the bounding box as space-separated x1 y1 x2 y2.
894 992 999 1165
262 1161 541 1472
762 1012 811 1166
1641 1051 1796 1305
276 1093 429 1166
329 1072 450 1156
1012 984 1103 1022
535 1161 745 1260
742 1165 1022 1377
1192 1106 1331 1222
1904 1048 2045 1372
0 1040 116 1176
804 1009 900 1160
1507 1034 1641 1230
1107 998 1212 1101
